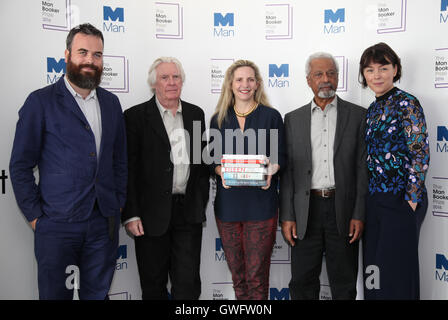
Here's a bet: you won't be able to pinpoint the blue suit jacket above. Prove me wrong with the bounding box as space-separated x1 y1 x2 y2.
9 76 127 222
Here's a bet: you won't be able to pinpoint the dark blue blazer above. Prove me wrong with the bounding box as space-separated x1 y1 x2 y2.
9 76 127 222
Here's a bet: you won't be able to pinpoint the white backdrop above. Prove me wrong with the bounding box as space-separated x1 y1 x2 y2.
1 0 447 300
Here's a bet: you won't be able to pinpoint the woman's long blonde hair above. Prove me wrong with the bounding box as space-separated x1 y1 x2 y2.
214 60 271 128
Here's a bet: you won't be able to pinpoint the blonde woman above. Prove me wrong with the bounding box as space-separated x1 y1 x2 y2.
209 60 286 299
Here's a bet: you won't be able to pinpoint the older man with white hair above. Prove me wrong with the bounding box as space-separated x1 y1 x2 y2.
280 52 368 300
122 57 209 300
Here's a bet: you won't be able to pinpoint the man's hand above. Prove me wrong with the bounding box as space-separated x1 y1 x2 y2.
126 219 145 237
348 219 364 244
281 221 297 246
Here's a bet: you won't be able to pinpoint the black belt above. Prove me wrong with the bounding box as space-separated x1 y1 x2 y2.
172 194 186 203
311 188 335 198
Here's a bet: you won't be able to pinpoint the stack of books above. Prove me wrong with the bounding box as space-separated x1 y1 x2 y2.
221 154 268 187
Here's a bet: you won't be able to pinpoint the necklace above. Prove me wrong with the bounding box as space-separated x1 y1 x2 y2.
234 102 258 117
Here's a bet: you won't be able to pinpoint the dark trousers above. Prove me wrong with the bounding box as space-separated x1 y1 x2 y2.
363 192 428 300
134 195 203 300
34 208 119 300
216 214 277 300
289 195 359 300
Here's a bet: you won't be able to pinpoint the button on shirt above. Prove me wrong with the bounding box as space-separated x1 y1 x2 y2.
64 77 102 159
310 96 337 189
155 97 190 195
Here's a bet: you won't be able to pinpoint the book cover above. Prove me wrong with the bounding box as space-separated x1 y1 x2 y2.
223 172 266 180
221 167 268 174
224 179 267 187
221 162 265 168
221 154 268 165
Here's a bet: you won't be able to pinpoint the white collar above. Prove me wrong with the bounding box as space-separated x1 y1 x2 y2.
64 76 97 100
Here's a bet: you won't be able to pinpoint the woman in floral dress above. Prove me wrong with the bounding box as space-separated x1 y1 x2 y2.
359 42 430 300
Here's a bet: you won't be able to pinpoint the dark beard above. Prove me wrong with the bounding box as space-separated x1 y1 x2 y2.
66 56 103 90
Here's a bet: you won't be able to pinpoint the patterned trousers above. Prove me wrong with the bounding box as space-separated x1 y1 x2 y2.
216 214 277 300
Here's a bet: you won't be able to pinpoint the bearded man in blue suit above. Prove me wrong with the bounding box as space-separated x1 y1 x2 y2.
9 23 127 300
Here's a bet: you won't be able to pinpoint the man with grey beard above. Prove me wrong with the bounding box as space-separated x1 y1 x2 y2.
279 52 368 300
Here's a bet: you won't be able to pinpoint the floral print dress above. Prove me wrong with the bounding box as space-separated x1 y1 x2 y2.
365 87 430 204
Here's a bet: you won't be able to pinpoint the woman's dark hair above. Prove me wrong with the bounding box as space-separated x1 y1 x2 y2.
358 42 402 88
66 23 104 52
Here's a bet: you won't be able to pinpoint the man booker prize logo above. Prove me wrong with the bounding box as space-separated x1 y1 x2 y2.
436 126 448 152
46 57 66 84
269 287 289 300
441 0 448 23
436 253 448 282
324 8 346 34
432 177 448 218
42 0 71 31
103 6 125 33
155 2 183 40
265 3 293 40
213 13 235 38
116 245 128 271
215 238 226 262
268 64 290 88
435 49 448 89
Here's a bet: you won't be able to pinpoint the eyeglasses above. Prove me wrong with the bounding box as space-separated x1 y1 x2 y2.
310 70 338 80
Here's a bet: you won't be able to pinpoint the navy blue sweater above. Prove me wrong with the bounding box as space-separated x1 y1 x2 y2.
209 104 286 222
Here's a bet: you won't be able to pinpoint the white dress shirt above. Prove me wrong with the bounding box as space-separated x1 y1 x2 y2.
310 96 337 189
155 97 190 195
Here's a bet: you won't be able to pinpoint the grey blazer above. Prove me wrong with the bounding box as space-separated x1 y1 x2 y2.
279 96 368 240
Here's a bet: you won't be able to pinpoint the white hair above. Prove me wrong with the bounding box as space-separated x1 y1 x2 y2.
147 57 186 92
305 52 339 76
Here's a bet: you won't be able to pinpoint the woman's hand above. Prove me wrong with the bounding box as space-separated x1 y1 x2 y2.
262 162 280 190
215 165 230 189
408 200 417 212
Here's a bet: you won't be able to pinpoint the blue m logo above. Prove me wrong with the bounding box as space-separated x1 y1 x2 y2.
47 57 66 73
214 13 234 26
442 0 448 11
437 126 448 141
324 8 345 23
104 6 124 22
436 254 448 270
269 64 289 77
